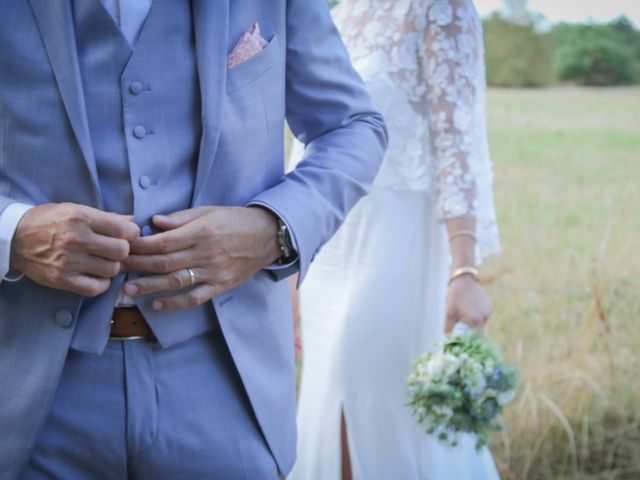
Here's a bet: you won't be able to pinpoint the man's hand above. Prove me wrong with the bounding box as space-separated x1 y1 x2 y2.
122 206 281 311
444 275 492 334
10 203 140 296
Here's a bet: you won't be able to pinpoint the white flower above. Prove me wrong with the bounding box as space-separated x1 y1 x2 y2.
426 355 447 380
390 32 419 71
497 390 516 406
442 353 462 377
427 353 461 381
363 21 382 39
457 33 476 57
484 360 495 376
428 0 453 27
453 104 473 132
392 0 412 20
416 363 431 382
464 371 487 398
349 0 369 17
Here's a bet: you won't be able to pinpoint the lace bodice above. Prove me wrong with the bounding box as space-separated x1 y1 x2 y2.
290 0 500 260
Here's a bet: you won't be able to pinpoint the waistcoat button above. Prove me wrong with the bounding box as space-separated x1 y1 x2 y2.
141 225 153 236
139 176 152 189
54 308 74 328
130 81 143 95
133 125 146 139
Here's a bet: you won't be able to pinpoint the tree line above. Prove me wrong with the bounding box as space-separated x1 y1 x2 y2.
483 13 640 87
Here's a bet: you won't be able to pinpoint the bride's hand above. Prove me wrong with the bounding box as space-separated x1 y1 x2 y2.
444 274 491 334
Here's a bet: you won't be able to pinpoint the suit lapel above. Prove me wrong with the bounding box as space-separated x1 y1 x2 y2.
29 0 103 209
191 0 230 205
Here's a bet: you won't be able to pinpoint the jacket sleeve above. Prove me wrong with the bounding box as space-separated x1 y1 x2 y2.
248 0 388 286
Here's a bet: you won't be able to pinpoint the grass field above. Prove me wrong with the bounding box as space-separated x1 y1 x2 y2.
482 87 640 479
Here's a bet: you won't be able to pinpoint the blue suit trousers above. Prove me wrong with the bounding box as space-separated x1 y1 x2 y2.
18 329 278 479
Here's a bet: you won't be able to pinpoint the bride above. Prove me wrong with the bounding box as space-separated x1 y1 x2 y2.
288 0 501 478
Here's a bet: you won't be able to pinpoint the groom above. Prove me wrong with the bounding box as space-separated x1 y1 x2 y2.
0 0 386 478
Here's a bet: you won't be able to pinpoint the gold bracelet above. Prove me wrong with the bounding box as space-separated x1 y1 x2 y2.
449 230 477 243
449 267 479 285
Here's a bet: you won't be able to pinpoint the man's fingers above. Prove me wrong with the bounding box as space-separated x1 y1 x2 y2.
84 235 132 262
72 255 122 279
151 283 219 312
122 250 194 274
123 268 196 297
89 210 140 241
64 274 111 297
152 207 212 231
129 226 195 255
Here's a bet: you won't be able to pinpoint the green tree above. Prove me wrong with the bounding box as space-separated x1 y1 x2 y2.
609 15 640 81
483 13 554 87
552 23 635 86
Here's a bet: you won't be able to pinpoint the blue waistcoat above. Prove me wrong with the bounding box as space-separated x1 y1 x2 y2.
71 0 217 353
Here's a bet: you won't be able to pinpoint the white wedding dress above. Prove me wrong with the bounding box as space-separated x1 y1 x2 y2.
288 1 501 478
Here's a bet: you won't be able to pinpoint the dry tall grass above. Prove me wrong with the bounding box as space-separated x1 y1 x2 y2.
482 87 640 479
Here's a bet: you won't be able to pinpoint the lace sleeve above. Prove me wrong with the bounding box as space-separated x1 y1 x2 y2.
420 0 500 260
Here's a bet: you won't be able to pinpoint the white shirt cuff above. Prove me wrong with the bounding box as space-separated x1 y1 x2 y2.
0 203 33 282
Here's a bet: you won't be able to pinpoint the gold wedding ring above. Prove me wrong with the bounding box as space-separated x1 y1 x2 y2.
186 267 196 286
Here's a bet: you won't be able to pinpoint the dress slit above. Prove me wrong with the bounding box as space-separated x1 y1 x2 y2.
341 407 353 480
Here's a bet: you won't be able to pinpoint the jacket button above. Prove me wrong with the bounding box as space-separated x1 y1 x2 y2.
133 125 146 139
141 224 153 236
130 81 143 95
54 309 74 328
139 176 152 189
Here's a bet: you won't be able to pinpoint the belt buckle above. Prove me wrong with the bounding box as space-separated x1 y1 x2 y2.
108 334 149 341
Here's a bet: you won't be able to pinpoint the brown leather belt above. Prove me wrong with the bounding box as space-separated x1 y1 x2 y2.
110 307 154 340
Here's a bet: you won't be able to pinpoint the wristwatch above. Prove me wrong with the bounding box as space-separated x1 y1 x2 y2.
276 218 297 264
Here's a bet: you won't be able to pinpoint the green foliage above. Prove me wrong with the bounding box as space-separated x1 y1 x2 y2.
611 15 640 62
483 11 640 87
482 13 555 87
552 21 637 86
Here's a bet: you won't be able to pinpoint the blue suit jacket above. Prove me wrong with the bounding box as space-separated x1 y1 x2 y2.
0 0 387 476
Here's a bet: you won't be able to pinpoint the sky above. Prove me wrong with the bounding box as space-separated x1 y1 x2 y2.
475 0 640 25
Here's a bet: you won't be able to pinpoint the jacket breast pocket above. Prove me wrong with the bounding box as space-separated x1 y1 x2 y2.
226 33 283 95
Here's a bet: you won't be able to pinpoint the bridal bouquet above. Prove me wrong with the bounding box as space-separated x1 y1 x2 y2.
407 323 518 450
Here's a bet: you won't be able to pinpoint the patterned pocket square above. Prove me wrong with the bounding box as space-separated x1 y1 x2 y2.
227 22 269 69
